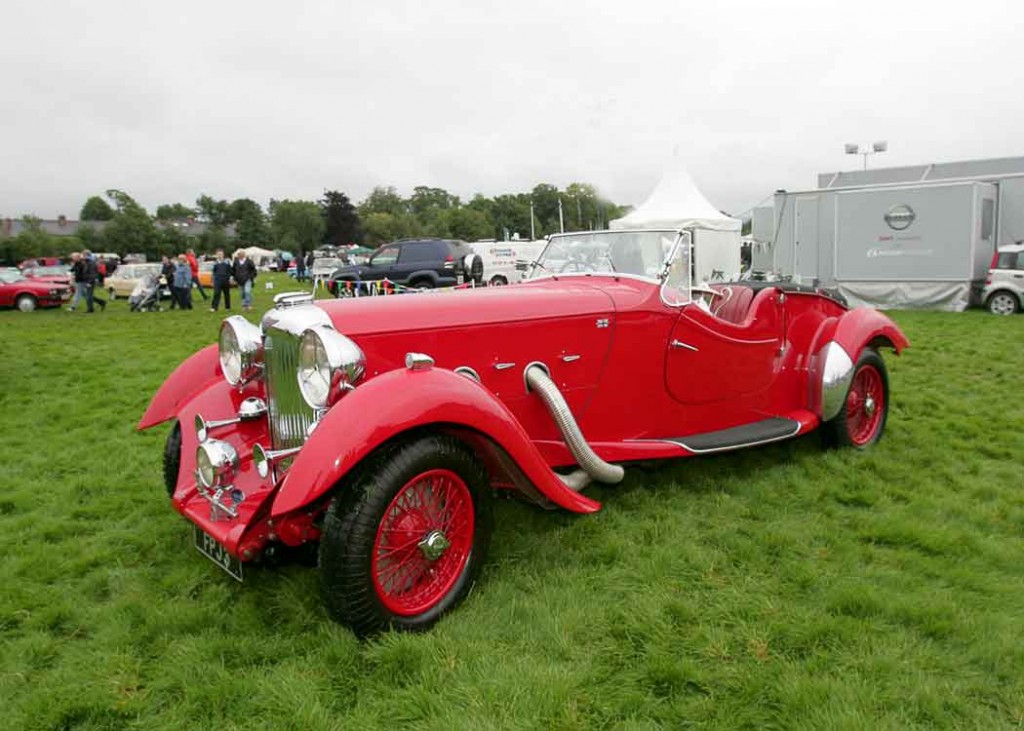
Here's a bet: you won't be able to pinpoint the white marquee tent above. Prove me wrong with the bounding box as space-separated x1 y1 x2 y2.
611 166 742 283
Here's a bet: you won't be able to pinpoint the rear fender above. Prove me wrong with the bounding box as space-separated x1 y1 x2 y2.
138 344 222 430
270 367 601 517
808 307 909 419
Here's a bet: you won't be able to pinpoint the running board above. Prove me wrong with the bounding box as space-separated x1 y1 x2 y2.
665 417 802 454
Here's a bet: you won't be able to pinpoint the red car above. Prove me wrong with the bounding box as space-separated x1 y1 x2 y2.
22 265 72 286
0 268 72 311
140 229 909 635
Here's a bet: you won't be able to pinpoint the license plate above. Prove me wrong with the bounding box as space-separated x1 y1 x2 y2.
193 525 243 582
456 275 464 284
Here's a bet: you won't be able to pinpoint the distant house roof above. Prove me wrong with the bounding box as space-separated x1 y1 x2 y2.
0 217 236 239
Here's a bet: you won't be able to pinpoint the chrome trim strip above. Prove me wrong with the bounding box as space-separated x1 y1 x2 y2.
454 366 481 382
821 341 855 421
494 362 515 370
561 354 581 362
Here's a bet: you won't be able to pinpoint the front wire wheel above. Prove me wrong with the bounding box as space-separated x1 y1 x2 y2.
319 434 493 636
822 349 889 449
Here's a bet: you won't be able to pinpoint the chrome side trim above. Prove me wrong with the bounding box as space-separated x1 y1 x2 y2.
670 339 699 352
821 341 855 421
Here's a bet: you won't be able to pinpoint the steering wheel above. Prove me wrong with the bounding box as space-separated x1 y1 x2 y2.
559 260 595 273
690 284 726 311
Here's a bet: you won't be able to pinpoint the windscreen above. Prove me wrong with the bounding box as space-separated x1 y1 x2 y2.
531 230 678 279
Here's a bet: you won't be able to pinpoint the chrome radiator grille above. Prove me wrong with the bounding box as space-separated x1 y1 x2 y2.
264 328 314 451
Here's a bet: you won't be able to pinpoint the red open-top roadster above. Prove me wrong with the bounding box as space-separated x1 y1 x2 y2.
140 229 908 635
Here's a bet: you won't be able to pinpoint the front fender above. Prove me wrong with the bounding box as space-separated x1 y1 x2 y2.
138 344 221 430
809 307 909 419
270 367 601 517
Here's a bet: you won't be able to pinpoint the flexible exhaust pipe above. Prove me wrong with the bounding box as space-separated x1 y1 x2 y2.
524 364 624 485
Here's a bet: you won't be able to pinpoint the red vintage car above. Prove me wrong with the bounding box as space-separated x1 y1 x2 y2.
0 268 72 311
140 229 908 635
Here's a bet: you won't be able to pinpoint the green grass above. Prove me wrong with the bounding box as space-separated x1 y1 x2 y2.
2 277 1023 730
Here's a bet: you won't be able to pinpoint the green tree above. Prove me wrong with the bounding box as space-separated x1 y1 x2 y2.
270 199 325 254
320 190 362 247
80 196 114 221
359 186 407 217
442 207 492 242
410 186 459 217
103 189 158 257
228 199 269 247
155 203 197 220
196 194 230 226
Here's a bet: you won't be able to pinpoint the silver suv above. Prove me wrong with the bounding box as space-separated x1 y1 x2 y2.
982 245 1024 315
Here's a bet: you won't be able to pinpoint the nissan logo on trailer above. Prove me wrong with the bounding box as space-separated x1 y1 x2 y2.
884 204 916 231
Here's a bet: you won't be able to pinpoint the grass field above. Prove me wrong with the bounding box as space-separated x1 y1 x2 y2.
2 276 1023 730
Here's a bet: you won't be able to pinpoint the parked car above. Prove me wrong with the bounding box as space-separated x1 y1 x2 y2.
16 257 63 270
327 238 483 295
470 239 547 285
22 264 72 286
197 261 234 289
140 228 908 636
982 244 1024 315
0 268 71 311
107 263 169 299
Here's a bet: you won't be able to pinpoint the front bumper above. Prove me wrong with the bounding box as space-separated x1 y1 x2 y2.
171 381 316 561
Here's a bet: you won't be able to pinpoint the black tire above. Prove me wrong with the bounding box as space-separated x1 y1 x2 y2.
466 254 484 285
821 349 889 450
986 291 1019 315
163 421 182 497
410 278 434 290
319 433 493 636
15 294 37 312
489 275 508 286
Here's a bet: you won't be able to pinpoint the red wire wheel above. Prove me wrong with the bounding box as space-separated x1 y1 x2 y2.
845 364 885 446
821 348 890 450
371 469 475 616
319 434 493 636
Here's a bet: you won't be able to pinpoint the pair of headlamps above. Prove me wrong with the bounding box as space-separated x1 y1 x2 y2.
218 316 364 410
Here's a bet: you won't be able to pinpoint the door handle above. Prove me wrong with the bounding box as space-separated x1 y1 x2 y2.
670 339 699 352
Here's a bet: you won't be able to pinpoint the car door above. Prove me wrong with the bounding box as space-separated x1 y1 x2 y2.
391 242 434 284
362 244 400 281
664 291 784 405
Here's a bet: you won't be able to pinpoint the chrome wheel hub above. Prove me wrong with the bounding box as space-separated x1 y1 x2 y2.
864 395 876 416
418 530 451 561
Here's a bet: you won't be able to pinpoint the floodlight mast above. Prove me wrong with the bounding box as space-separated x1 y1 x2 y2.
845 141 888 170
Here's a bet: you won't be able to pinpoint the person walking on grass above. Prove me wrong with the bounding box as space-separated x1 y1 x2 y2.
173 254 193 310
68 251 105 313
186 248 208 301
87 251 107 312
295 250 306 282
232 249 257 311
210 249 233 311
161 255 178 309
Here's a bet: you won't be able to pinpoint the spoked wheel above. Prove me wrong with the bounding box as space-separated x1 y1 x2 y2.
822 349 889 449
320 434 492 636
986 291 1019 315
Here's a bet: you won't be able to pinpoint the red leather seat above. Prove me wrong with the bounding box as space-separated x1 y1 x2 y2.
711 285 755 324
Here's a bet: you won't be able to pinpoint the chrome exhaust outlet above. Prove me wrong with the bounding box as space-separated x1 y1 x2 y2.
524 364 624 485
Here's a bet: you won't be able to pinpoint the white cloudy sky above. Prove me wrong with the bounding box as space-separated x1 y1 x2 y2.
2 0 1022 220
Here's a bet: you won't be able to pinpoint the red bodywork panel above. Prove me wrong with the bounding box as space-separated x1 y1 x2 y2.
140 276 909 560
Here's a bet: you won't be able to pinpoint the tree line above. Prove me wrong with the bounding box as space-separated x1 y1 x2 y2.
2 183 627 264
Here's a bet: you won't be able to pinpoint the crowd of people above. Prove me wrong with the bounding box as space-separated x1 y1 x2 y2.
159 248 259 312
64 247 313 314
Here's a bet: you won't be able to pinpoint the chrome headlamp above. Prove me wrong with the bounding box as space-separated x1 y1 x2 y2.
219 316 264 386
296 325 365 409
195 439 239 489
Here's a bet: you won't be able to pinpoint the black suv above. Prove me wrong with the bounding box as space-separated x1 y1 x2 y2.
328 238 483 295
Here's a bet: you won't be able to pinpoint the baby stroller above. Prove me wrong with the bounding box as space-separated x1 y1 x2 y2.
129 273 162 312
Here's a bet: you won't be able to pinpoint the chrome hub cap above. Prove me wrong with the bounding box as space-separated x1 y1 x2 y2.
418 530 451 561
864 395 876 417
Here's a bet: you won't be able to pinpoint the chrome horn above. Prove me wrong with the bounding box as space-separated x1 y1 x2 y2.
252 443 303 479
195 397 268 442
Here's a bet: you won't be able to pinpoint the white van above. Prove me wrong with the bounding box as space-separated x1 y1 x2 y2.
470 239 547 285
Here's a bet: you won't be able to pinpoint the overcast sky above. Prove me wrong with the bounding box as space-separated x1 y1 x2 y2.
3 0 1023 222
